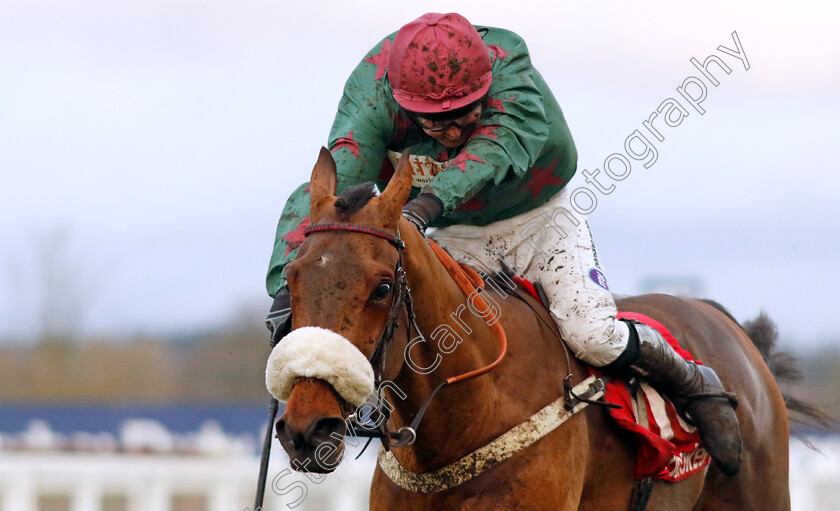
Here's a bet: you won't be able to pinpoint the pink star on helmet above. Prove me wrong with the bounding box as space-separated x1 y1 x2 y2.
282 215 310 256
447 150 484 172
518 161 565 200
331 130 360 158
363 39 391 81
487 44 509 62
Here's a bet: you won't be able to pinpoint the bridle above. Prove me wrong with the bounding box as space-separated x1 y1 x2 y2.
303 222 419 449
302 221 508 451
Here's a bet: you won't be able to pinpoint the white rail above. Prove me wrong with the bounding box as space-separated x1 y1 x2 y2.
0 432 836 510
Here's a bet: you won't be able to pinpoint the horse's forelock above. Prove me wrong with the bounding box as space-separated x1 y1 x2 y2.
333 182 379 217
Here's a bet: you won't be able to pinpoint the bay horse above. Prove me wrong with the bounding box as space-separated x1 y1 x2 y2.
268 148 792 510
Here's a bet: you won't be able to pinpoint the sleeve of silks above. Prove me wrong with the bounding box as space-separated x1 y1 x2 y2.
266 181 311 297
422 34 552 213
265 37 394 297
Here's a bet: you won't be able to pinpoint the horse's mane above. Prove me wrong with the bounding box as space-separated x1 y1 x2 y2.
699 299 835 444
333 182 378 216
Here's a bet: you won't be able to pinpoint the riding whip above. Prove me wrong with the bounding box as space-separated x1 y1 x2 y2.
254 397 279 510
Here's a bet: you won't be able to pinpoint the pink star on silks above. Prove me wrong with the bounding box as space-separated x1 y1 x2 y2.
470 124 501 140
447 150 484 171
303 183 311 192
517 161 565 200
282 215 310 256
363 39 391 81
487 97 508 113
456 195 486 212
487 44 509 61
331 130 360 158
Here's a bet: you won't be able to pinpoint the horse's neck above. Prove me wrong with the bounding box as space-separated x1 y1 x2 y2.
387 222 546 472
398 222 501 381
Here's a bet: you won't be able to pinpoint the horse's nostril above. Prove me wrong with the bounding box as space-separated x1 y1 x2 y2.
309 417 347 443
276 418 306 451
278 415 346 453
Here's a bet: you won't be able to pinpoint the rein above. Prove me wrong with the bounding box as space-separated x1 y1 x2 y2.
302 222 508 448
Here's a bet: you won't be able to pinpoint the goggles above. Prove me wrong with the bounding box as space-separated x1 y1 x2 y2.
410 103 483 134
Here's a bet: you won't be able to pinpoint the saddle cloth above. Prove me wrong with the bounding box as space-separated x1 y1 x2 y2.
605 312 711 481
509 276 710 481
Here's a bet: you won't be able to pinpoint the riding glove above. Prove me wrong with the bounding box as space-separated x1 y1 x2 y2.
402 193 443 237
266 286 292 347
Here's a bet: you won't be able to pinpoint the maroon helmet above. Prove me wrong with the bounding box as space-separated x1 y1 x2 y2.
388 13 492 114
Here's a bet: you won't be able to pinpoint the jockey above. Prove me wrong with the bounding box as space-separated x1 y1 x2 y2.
266 13 742 475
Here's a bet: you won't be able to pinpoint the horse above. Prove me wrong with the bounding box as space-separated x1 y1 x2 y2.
267 147 794 510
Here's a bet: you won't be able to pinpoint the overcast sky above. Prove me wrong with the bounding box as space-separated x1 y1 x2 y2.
1 0 838 345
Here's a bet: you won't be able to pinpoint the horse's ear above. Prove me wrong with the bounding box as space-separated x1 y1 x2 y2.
309 147 337 220
377 152 413 220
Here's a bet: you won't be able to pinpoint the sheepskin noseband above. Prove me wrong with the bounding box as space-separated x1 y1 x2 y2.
265 326 375 408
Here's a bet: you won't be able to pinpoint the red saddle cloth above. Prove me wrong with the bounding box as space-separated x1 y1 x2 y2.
510 277 709 480
602 312 710 481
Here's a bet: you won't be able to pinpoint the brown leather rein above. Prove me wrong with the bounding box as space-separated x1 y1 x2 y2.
302 222 508 447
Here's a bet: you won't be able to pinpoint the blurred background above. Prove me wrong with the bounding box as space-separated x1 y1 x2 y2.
1 0 838 510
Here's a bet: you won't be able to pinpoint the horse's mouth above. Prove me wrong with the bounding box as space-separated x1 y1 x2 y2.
289 444 344 474
276 414 348 473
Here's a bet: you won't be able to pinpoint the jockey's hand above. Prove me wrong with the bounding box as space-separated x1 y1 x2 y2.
266 286 292 347
402 193 443 238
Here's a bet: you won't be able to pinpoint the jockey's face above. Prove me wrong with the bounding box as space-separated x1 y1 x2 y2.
411 103 483 148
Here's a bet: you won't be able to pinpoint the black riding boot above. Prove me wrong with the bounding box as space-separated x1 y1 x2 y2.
607 320 743 476
266 287 292 347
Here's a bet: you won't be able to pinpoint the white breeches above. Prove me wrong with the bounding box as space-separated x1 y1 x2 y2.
431 187 630 367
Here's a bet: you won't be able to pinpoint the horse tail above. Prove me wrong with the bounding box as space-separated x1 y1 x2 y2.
699 299 834 436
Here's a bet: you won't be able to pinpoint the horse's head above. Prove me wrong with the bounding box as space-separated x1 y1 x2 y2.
265 148 414 473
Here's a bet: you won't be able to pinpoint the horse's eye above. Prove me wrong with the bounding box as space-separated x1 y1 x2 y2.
370 281 393 301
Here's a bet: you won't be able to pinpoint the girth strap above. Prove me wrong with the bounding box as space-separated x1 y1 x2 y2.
377 375 605 494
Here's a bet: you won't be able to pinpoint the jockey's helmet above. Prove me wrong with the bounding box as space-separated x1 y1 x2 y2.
388 13 492 114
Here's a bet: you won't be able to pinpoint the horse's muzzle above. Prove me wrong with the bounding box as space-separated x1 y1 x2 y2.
275 378 349 473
